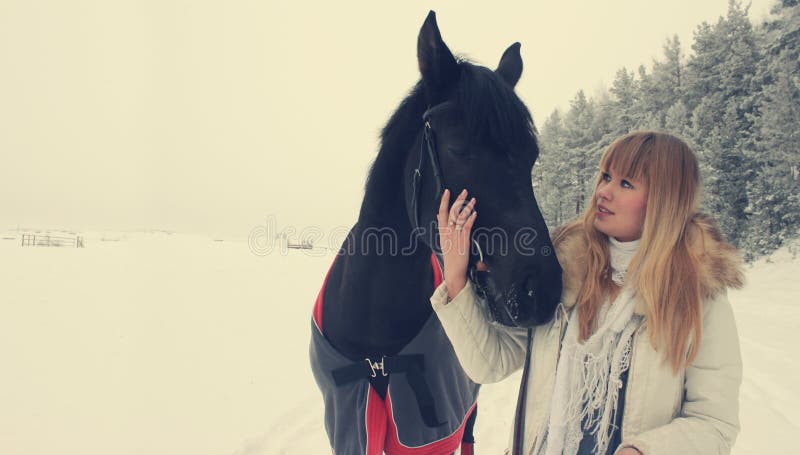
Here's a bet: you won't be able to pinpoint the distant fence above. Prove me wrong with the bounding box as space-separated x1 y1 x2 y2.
21 234 84 248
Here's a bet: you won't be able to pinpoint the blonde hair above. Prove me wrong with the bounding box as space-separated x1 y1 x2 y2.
556 131 703 373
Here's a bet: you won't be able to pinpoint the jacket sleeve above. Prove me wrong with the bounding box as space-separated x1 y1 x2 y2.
616 292 743 455
430 280 530 384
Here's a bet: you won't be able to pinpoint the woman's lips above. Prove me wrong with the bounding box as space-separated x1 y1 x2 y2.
597 204 614 217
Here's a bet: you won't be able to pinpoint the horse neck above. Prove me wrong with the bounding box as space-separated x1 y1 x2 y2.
348 205 434 302
329 219 435 358
321 171 437 359
352 149 432 291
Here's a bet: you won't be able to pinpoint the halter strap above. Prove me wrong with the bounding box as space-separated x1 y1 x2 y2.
411 101 493 309
411 101 453 234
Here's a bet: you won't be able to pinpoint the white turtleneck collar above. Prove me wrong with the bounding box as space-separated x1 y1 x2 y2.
609 236 640 286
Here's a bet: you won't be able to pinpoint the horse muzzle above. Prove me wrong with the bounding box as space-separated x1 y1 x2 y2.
469 266 562 328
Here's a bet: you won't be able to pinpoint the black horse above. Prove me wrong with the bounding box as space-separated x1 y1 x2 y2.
310 11 562 454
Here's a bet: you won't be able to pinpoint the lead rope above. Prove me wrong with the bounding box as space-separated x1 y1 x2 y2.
512 328 533 454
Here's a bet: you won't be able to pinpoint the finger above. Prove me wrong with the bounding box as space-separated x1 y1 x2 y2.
437 189 451 227
460 197 476 218
453 189 468 211
456 209 476 236
449 189 469 224
463 210 477 232
455 198 476 227
455 211 475 256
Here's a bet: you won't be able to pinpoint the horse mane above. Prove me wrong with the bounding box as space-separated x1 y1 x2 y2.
360 59 538 223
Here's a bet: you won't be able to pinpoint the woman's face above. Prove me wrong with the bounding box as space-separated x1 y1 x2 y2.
593 166 648 242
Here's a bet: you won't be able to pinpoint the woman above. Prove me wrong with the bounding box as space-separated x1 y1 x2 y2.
431 131 744 455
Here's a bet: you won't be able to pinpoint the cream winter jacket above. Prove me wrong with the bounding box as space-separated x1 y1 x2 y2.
431 215 745 455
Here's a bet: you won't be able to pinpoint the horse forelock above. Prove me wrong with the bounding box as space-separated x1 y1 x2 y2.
455 62 538 163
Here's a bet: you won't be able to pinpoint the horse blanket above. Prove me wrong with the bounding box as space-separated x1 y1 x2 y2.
309 254 479 455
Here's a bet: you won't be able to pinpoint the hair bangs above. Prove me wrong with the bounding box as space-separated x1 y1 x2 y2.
600 133 655 184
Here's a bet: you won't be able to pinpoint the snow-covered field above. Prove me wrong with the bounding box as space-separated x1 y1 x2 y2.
1 229 797 454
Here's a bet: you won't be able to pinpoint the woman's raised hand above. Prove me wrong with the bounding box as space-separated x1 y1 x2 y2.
437 188 477 301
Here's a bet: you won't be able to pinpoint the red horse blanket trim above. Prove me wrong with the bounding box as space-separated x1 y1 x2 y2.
383 393 477 455
332 386 476 455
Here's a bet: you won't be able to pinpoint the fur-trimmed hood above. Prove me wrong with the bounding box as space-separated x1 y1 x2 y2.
552 213 745 316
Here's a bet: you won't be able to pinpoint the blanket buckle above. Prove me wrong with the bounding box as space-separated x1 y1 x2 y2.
365 356 387 378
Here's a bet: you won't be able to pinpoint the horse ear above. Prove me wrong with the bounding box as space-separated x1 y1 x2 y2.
496 42 523 88
417 11 458 101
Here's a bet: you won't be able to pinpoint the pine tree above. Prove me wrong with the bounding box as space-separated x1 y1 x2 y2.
744 1 800 255
664 100 692 139
538 110 572 227
608 67 639 135
685 0 762 246
635 65 664 129
563 91 602 216
645 35 685 127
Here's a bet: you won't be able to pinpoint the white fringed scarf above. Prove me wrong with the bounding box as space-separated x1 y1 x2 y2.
609 237 639 287
537 237 641 455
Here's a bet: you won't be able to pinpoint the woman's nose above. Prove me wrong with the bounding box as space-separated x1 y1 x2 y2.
597 185 612 201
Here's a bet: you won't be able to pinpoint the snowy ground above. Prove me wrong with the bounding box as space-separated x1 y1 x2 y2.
0 229 797 454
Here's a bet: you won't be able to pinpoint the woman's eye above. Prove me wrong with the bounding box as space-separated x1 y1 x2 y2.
601 172 611 182
621 180 633 189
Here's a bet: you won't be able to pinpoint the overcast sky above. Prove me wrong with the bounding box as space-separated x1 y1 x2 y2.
0 0 777 239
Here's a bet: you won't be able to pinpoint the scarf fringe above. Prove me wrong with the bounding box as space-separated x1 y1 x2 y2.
539 290 640 455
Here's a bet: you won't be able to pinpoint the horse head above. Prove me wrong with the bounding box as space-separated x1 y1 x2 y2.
403 11 562 327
